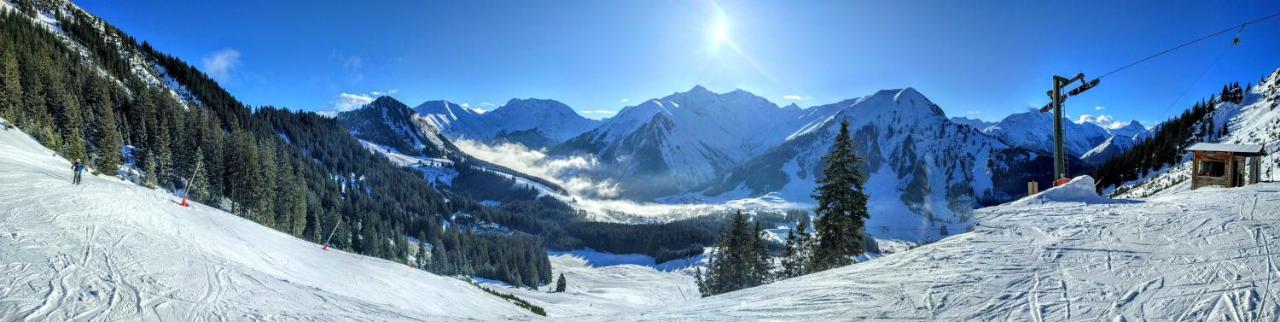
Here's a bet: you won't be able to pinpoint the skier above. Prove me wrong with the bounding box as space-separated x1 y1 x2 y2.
71 159 84 185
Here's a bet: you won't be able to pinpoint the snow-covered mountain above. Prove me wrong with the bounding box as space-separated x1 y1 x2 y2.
339 96 461 159
980 110 1146 165
982 110 1112 157
1106 120 1148 140
341 96 569 197
699 88 1043 241
415 98 600 149
949 116 996 129
552 85 803 199
1079 134 1138 165
414 100 488 141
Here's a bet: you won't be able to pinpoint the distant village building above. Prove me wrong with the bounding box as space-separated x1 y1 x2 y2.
1188 143 1265 189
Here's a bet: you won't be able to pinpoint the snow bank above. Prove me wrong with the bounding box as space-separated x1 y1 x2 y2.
1011 175 1108 205
0 121 531 320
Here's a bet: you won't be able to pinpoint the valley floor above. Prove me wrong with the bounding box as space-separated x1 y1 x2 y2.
623 181 1280 321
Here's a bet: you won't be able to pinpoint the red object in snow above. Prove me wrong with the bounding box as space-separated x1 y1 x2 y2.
1054 178 1071 187
322 244 329 251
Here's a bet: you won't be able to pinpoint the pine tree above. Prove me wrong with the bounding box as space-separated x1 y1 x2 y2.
144 89 174 187
696 210 771 296
750 221 774 284
416 241 429 269
0 45 21 122
810 120 869 272
554 273 566 293
85 76 122 173
780 220 814 278
19 54 55 146
46 67 86 162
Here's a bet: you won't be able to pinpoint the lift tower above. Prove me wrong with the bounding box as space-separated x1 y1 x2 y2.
1040 73 1099 184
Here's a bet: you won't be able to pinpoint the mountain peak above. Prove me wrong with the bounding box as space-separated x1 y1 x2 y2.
500 98 574 113
370 96 408 108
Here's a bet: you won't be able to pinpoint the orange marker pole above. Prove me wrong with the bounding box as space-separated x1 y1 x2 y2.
180 163 201 207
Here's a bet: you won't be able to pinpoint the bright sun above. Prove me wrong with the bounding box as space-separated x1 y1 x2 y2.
713 18 728 45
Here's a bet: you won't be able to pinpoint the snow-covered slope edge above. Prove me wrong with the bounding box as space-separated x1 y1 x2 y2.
0 121 531 320
1113 68 1280 198
624 176 1280 320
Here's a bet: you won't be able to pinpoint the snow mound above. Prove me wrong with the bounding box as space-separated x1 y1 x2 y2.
1012 175 1107 205
0 120 532 320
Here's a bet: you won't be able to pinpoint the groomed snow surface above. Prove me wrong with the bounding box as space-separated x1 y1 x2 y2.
0 122 534 320
7 114 1280 321
623 178 1280 321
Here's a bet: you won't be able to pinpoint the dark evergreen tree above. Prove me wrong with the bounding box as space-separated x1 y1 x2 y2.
84 76 122 172
45 67 86 162
810 121 869 272
696 210 772 296
0 45 20 122
554 273 566 293
780 220 814 278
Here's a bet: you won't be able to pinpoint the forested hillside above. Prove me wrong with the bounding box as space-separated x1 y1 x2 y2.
0 1 553 287
1093 82 1247 192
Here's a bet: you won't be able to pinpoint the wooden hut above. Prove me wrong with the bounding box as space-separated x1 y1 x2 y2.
1187 143 1265 189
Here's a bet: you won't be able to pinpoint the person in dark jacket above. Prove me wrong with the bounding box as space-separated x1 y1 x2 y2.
72 159 84 185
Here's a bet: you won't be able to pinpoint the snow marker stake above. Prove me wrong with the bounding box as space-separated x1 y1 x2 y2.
322 219 341 251
179 163 201 208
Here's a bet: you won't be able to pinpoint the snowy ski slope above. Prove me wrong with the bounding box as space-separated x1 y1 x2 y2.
624 177 1280 320
0 121 533 321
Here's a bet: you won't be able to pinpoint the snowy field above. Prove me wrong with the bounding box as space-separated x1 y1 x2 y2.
623 177 1280 320
477 254 699 318
0 122 534 320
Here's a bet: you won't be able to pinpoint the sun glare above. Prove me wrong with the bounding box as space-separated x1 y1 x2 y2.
713 18 728 45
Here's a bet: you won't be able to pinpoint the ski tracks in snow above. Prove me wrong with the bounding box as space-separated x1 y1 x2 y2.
630 184 1280 321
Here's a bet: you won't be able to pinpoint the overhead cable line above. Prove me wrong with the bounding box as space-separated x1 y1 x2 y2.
1097 11 1280 80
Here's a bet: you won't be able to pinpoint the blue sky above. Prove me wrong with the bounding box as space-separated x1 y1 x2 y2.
78 0 1280 125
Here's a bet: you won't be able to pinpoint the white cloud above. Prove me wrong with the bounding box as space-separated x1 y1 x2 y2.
782 95 810 101
461 103 471 108
1076 114 1128 129
1095 105 1106 111
454 139 620 198
965 110 981 115
370 89 398 96
329 92 375 112
480 102 496 107
620 98 631 103
453 139 811 221
201 49 241 82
